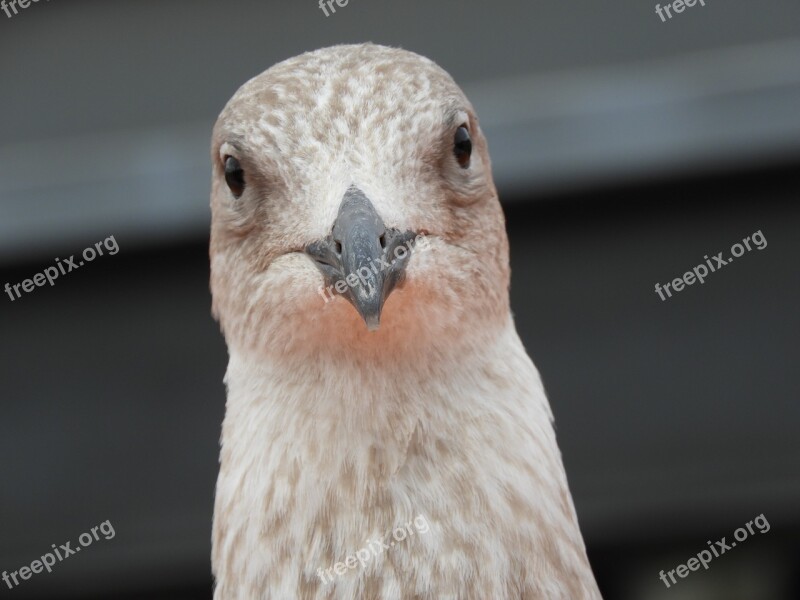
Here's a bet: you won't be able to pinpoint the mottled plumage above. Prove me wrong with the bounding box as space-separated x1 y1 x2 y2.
210 43 601 600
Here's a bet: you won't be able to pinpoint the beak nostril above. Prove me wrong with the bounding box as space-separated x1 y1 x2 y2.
379 234 386 250
334 240 343 255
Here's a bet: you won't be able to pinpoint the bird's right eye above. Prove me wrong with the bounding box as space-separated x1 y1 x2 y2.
453 125 472 169
224 156 246 198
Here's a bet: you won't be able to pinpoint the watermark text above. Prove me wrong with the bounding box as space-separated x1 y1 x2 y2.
4 235 119 302
2 520 116 591
317 514 429 584
659 513 769 588
654 230 766 301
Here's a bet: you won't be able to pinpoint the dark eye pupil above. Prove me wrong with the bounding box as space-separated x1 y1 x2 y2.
453 126 472 168
224 156 245 198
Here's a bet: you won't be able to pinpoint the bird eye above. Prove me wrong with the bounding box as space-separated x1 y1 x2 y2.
453 125 472 169
224 156 245 198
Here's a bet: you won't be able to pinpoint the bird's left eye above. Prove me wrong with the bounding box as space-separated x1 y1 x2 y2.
453 125 472 169
224 156 246 198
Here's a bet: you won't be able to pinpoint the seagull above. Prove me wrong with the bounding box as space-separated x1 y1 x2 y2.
209 43 602 600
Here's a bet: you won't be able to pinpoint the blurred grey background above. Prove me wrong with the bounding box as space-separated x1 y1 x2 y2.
0 0 798 598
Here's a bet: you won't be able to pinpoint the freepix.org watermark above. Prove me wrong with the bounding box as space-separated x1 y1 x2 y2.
317 233 429 304
655 0 707 23
1 0 50 20
2 520 115 591
658 514 770 589
316 514 430 584
4 235 119 302
318 0 349 17
654 230 766 301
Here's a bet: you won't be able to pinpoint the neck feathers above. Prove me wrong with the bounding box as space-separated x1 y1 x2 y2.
213 321 600 599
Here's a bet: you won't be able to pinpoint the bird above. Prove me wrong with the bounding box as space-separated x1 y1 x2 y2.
209 43 602 600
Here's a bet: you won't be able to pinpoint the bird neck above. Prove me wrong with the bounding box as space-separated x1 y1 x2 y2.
213 319 599 598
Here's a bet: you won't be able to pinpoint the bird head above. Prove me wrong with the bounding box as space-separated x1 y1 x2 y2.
210 44 510 361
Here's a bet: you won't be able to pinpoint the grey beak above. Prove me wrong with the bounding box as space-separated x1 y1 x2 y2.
306 186 417 331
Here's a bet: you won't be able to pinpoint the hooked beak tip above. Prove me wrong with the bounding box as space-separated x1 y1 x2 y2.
364 314 381 332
